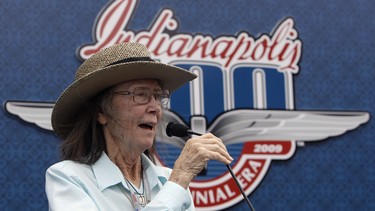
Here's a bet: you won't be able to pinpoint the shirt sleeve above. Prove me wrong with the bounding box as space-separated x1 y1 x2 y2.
143 181 195 211
45 164 99 211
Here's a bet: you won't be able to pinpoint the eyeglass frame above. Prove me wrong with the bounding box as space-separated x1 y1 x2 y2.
113 87 170 105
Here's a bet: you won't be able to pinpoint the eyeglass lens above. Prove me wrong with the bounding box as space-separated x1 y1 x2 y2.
133 87 170 105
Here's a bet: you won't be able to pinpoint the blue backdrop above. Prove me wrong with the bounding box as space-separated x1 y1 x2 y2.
0 0 374 210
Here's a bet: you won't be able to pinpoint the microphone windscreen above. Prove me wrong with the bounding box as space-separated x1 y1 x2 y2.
166 122 190 137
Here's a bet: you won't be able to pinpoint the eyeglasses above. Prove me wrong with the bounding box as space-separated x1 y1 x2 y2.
113 87 170 105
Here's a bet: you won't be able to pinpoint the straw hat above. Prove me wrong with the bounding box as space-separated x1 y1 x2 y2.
51 42 197 139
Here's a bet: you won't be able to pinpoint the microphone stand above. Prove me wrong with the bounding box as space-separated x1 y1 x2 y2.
187 130 256 211
226 164 255 211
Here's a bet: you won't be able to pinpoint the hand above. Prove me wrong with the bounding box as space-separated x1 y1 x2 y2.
169 133 234 189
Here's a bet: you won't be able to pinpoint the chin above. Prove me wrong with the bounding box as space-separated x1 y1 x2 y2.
143 138 154 149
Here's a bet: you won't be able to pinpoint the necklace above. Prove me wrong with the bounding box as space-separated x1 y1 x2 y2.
125 178 148 206
126 178 144 194
124 172 150 209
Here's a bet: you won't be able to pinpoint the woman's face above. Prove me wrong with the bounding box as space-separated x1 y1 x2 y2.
99 79 164 155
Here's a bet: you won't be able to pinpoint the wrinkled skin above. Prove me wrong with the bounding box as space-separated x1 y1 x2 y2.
97 79 233 188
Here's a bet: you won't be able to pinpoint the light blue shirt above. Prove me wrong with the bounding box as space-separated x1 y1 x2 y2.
45 153 195 211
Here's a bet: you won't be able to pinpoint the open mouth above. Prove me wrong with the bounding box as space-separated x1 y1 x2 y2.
139 123 154 130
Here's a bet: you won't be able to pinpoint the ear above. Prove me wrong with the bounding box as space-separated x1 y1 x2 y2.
97 112 108 125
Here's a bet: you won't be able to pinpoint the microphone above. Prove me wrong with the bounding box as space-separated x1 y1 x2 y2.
166 122 202 137
165 122 255 211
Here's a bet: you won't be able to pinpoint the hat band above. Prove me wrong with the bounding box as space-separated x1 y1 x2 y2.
106 56 154 67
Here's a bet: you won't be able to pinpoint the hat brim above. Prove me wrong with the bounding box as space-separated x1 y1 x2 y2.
51 61 197 139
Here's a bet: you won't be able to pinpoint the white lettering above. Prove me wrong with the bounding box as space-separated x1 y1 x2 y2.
249 160 262 173
79 0 302 73
192 184 236 205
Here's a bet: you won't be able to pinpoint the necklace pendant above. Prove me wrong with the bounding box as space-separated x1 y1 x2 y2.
138 194 148 207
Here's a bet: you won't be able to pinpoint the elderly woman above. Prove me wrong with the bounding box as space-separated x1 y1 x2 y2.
45 42 233 210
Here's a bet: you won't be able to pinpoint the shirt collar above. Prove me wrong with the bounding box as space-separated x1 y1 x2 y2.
92 152 124 191
141 154 165 191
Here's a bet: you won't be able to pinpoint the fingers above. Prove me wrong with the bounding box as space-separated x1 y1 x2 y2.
188 133 234 164
185 133 233 164
169 133 234 189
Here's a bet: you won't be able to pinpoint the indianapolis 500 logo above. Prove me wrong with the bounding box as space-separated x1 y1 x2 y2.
5 1 369 210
